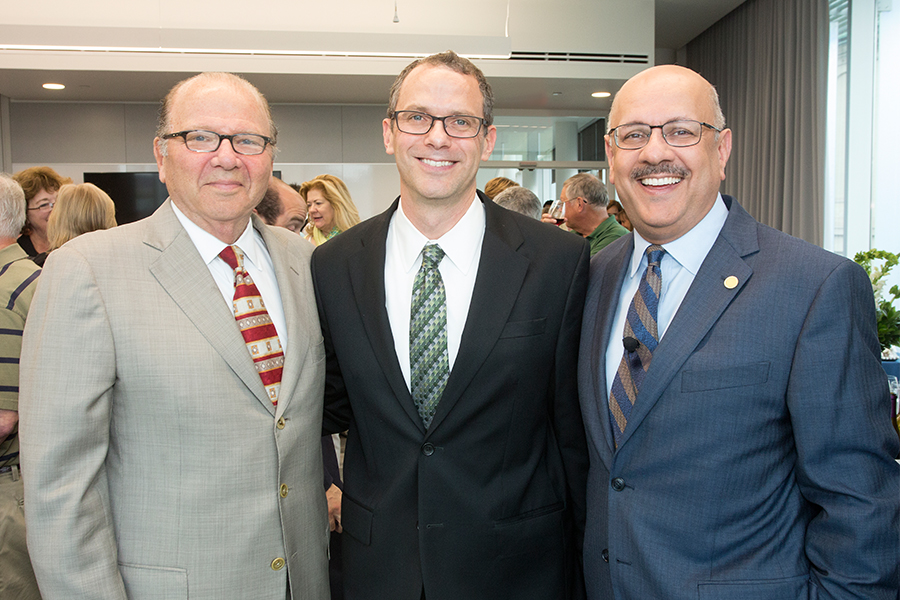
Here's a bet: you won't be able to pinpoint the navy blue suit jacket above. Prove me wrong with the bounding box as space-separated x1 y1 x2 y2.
579 196 899 600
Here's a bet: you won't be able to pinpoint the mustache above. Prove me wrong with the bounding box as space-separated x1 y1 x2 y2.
631 163 689 180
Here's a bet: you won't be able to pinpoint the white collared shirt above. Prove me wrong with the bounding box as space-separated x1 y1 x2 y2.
385 194 485 390
171 201 288 349
605 194 728 394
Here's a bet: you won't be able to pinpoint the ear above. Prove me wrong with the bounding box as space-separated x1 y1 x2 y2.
383 118 395 156
716 128 732 181
604 135 616 185
153 138 167 183
480 125 498 161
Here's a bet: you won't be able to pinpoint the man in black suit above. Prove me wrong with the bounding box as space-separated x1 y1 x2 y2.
311 51 589 600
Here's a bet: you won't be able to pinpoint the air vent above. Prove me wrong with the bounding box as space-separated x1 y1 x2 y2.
510 51 649 65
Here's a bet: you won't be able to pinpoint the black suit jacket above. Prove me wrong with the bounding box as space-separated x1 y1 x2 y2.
312 193 589 600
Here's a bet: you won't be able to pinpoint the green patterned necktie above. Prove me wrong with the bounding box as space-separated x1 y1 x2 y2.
410 244 449 429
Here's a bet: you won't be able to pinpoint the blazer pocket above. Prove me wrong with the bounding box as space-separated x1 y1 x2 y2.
119 563 187 600
499 318 547 339
698 573 809 599
681 361 770 393
494 502 565 559
341 493 373 546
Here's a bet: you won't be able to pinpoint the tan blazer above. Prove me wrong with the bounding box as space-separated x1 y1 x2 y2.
19 200 330 600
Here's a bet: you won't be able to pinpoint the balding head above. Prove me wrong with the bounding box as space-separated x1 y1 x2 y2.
605 65 732 244
609 65 725 132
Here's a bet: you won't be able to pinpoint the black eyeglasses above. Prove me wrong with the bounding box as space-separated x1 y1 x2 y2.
607 120 721 150
392 111 487 139
161 130 274 155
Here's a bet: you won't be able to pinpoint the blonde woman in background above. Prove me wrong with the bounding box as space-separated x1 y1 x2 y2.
47 183 117 252
299 174 361 246
483 176 518 200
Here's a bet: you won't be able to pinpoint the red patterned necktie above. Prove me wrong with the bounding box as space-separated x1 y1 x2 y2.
218 244 284 405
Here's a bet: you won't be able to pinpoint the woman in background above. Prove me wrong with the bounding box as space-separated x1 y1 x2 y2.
483 176 518 200
46 183 117 256
12 166 72 257
299 174 361 246
606 199 633 232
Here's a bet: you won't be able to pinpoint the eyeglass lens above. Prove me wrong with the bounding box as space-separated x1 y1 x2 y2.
394 111 483 138
614 120 706 149
181 131 269 155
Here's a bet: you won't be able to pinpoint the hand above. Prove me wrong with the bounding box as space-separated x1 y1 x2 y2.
325 484 342 532
0 409 17 443
541 214 563 226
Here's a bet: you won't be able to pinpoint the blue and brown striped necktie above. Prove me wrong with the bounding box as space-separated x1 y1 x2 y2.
608 244 666 448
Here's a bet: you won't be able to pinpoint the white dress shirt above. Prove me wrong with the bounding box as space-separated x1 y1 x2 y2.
385 195 485 390
171 201 288 349
605 194 728 394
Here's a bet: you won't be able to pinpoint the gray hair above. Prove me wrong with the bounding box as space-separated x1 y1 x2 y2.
564 173 608 208
156 72 277 157
494 186 542 220
0 174 27 240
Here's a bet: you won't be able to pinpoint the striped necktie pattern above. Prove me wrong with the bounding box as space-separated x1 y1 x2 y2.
219 244 284 405
608 244 666 448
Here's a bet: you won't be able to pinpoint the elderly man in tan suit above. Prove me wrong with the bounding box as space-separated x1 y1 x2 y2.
19 73 330 600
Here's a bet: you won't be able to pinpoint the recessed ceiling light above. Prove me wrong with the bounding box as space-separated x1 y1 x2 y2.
592 91 611 98
552 91 563 96
42 83 65 90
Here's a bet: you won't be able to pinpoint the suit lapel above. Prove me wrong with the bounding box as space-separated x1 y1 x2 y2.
258 217 308 419
427 196 528 435
617 197 760 448
146 202 274 415
584 237 633 462
348 201 425 431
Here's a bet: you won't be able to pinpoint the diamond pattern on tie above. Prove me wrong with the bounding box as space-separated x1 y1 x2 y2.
608 245 666 448
409 244 449 429
219 245 284 405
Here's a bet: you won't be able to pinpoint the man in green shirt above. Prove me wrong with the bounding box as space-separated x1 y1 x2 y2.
558 173 628 256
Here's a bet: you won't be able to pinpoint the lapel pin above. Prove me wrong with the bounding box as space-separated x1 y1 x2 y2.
724 275 739 289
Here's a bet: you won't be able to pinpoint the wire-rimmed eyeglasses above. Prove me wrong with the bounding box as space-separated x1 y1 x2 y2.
161 130 274 156
608 119 721 150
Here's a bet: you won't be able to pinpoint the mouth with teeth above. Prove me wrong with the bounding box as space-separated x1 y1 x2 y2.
632 165 689 188
420 158 455 168
641 176 683 187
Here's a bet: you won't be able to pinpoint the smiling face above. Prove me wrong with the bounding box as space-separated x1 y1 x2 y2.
154 76 274 243
605 66 731 244
383 64 496 214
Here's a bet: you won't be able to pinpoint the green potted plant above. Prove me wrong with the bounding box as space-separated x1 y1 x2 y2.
854 249 900 359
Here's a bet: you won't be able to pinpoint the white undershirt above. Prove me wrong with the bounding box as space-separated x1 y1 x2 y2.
385 195 485 390
171 201 288 349
604 194 728 394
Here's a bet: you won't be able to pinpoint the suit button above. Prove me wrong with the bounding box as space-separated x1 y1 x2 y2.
276 417 286 430
421 443 435 456
279 484 289 498
601 549 609 563
611 477 626 491
271 557 285 570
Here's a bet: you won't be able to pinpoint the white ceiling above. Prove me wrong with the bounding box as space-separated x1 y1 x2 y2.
0 0 747 112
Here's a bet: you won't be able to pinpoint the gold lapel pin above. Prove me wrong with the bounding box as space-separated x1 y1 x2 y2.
724 275 739 289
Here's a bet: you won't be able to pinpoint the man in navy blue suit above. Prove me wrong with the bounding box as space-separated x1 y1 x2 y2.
579 64 899 600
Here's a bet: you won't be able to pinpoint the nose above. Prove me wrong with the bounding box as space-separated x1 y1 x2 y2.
210 138 241 168
638 128 675 163
423 118 452 148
